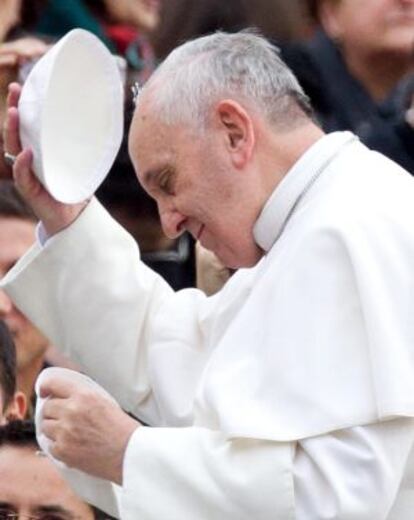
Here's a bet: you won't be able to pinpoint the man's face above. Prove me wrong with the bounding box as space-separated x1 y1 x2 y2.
0 217 49 370
324 0 414 57
129 104 264 269
0 445 94 519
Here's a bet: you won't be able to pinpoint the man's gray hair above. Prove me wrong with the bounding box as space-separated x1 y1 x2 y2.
140 31 313 130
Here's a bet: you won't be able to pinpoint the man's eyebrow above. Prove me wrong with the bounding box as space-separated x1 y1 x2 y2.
33 505 76 518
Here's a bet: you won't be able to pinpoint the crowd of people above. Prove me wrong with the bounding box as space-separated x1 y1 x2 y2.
0 0 414 518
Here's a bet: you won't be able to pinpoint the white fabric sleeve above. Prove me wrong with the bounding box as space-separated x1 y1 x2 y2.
1 199 179 425
0 198 251 428
294 418 414 520
121 426 295 520
118 419 414 520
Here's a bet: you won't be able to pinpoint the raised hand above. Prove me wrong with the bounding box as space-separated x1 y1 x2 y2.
3 82 89 236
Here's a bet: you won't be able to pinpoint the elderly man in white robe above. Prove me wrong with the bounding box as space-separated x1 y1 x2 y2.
2 31 414 519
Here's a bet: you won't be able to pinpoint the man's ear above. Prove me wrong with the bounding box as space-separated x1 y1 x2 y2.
216 100 255 169
5 391 27 421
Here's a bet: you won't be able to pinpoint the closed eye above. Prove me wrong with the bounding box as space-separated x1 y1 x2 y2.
158 169 175 196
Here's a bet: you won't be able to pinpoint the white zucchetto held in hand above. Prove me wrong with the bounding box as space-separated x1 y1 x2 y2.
35 367 121 518
35 366 120 464
18 29 124 203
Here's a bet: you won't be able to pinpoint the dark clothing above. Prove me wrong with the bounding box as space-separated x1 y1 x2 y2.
281 30 414 173
142 234 196 292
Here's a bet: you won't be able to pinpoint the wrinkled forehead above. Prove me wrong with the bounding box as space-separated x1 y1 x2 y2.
129 96 161 155
129 99 150 148
129 99 183 184
130 112 162 157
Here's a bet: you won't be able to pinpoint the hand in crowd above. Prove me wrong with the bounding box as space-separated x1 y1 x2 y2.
3 83 89 235
39 375 139 484
0 37 50 68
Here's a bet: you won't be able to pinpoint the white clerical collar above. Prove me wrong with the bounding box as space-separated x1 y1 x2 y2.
253 131 357 252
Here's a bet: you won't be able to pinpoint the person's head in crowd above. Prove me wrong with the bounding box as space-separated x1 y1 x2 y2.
84 0 162 33
152 0 251 59
0 321 26 424
0 181 50 409
0 420 113 519
129 31 319 270
153 0 309 61
306 0 414 100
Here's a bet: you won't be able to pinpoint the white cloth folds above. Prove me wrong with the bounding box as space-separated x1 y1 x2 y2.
3 132 414 517
4 133 414 440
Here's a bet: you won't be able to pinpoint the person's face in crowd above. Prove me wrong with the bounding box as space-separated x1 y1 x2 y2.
320 0 414 57
0 445 95 519
0 217 49 371
130 98 265 269
103 0 162 33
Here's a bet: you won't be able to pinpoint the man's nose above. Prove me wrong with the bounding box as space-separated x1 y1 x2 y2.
0 288 13 317
158 206 186 239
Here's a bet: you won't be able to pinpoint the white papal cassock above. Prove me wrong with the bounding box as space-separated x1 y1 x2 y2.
2 132 414 519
